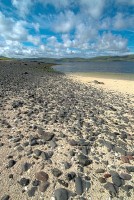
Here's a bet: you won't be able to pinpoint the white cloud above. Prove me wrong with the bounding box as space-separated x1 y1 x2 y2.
0 12 27 41
27 35 41 45
53 11 76 33
113 13 134 30
97 32 128 52
12 0 33 17
79 0 106 19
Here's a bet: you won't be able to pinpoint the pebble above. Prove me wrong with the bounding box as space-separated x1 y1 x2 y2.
33 149 42 157
41 152 48 160
1 195 10 200
119 173 132 180
39 181 50 192
49 140 57 148
110 171 122 187
123 185 133 192
38 127 54 141
64 162 71 169
66 172 76 181
8 160 16 168
21 162 31 172
98 177 106 183
19 178 30 186
54 188 68 200
120 156 130 163
69 139 78 146
27 187 37 197
32 179 40 186
75 176 83 195
104 182 117 195
52 168 62 177
126 166 134 172
35 171 49 182
78 154 92 166
95 168 105 173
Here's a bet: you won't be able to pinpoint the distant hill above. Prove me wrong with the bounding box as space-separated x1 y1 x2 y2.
0 56 12 60
1 54 134 62
23 54 134 63
88 54 134 62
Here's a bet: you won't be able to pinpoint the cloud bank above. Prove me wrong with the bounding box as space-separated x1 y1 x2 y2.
0 0 133 57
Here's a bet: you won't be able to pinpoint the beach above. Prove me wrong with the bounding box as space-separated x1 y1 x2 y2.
67 73 134 96
0 61 134 200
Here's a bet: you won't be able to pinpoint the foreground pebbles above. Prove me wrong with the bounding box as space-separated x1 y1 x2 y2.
0 61 134 200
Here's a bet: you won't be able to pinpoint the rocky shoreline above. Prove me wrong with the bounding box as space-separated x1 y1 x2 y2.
0 61 134 200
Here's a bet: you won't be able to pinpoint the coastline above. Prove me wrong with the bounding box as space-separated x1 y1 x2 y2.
67 72 134 96
0 61 134 200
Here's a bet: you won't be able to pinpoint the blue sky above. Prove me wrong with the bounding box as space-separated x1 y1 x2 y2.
0 0 134 58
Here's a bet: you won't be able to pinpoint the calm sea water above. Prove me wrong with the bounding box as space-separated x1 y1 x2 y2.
53 61 134 74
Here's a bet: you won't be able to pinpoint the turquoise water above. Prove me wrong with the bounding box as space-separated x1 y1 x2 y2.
53 61 134 74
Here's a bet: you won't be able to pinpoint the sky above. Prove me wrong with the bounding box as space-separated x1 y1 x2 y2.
0 0 134 58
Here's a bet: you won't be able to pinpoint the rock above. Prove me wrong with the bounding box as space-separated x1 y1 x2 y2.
32 179 40 186
98 177 106 183
110 171 122 187
58 179 68 187
120 132 127 140
69 139 78 146
33 149 42 157
54 188 68 200
64 162 71 170
19 178 30 186
104 182 117 195
126 166 134 172
93 80 104 84
38 127 54 141
66 172 76 181
29 139 38 146
119 173 132 180
12 100 23 108
114 147 126 155
8 160 16 168
35 171 49 182
123 185 133 192
49 140 57 148
120 156 130 163
82 146 88 155
41 152 48 160
69 150 75 156
0 142 4 147
78 154 92 166
9 174 13 179
39 182 49 192
1 195 10 200
52 168 62 177
75 176 83 195
27 187 37 197
95 169 105 173
21 162 31 172
17 145 24 152
104 173 111 178
103 140 114 151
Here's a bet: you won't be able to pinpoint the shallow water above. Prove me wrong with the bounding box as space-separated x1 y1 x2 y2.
53 61 134 79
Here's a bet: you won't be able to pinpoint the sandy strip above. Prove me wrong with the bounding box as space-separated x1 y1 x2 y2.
67 73 134 96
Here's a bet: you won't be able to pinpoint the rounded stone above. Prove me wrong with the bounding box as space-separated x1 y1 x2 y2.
54 188 68 200
35 171 49 182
